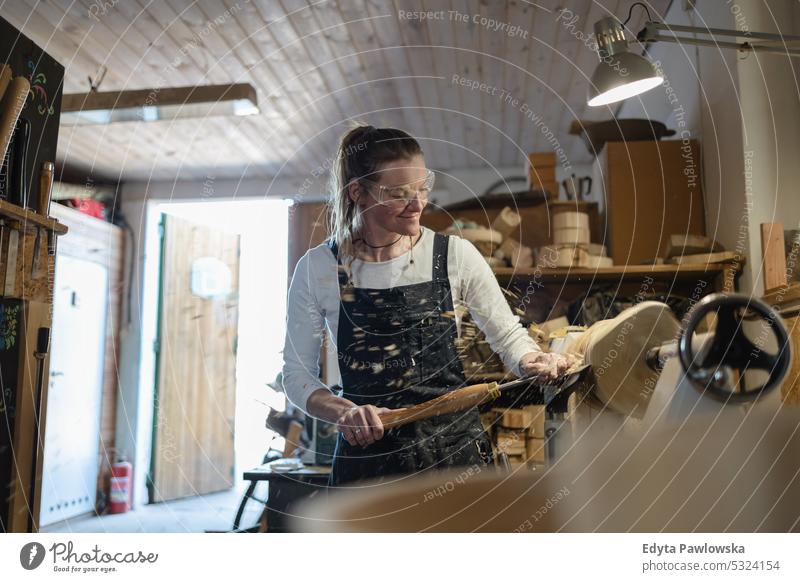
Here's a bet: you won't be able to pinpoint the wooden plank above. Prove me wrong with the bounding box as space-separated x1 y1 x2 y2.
668 251 740 266
491 261 743 282
780 314 800 406
497 0 534 166
0 201 68 234
763 282 800 307
288 202 329 281
334 0 405 130
602 140 706 266
7 301 52 532
663 233 722 259
761 223 788 292
424 0 468 168
449 0 485 167
389 0 453 169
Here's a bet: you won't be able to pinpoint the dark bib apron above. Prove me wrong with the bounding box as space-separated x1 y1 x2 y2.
328 233 494 487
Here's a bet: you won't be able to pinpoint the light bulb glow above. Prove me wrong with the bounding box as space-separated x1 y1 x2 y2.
588 76 664 107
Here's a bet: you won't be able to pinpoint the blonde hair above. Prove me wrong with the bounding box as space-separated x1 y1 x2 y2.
327 125 422 262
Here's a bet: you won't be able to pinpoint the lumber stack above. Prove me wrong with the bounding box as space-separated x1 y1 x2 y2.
527 151 558 198
482 405 547 469
443 206 534 268
536 210 612 268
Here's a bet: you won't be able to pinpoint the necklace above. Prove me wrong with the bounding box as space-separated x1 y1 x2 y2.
355 235 403 249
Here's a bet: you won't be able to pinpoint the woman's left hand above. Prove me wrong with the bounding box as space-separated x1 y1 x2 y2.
519 351 572 382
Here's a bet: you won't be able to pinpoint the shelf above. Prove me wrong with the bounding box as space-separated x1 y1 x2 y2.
0 200 68 235
438 194 600 213
493 259 743 286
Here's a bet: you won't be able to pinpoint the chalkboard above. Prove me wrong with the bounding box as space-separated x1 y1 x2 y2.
0 298 23 531
0 15 64 212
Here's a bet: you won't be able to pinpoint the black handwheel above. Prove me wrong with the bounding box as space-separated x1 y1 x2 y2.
678 293 792 402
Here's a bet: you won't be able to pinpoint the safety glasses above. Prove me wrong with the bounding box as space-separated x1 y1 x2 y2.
358 169 435 207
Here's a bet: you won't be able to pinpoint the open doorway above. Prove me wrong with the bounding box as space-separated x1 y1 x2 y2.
147 200 289 501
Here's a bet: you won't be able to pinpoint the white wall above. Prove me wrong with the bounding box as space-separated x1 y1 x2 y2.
615 0 748 285
735 0 800 294
613 0 800 295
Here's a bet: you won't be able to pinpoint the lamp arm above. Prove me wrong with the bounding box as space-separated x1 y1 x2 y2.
639 22 800 56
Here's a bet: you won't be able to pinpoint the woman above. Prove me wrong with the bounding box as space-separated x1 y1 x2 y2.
282 125 570 486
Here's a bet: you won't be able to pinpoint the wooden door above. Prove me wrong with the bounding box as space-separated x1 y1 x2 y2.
150 215 240 503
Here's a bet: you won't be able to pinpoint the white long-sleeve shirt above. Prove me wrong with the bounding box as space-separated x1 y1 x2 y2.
281 226 540 411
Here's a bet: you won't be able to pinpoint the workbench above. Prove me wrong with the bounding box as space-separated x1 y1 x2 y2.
235 462 330 533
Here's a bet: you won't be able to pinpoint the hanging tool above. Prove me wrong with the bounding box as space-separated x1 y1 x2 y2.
29 161 55 278
0 218 6 266
36 161 54 216
0 64 12 99
27 326 50 533
0 77 30 182
3 222 19 295
30 226 42 278
9 117 30 207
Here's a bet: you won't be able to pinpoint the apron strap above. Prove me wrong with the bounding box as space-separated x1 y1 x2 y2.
432 233 450 282
327 238 350 287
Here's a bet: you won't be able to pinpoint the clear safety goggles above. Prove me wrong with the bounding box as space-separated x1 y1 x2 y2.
359 169 435 206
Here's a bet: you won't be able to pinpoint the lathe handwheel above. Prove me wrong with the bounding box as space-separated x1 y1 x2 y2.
678 293 791 401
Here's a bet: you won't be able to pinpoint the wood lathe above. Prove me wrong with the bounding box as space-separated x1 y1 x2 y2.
378 293 791 437
299 296 795 533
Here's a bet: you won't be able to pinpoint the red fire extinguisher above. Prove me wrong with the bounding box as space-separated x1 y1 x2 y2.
108 456 133 514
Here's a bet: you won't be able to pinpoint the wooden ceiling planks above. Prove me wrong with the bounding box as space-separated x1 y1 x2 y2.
497 0 534 168
3 0 669 182
389 0 455 170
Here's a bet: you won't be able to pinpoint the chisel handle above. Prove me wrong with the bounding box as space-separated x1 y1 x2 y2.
0 77 30 167
37 161 54 215
377 382 498 429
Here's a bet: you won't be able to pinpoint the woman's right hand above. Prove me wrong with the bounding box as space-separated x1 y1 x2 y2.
336 404 391 447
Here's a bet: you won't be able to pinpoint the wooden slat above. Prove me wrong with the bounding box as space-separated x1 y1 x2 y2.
388 0 453 169
288 201 329 280
761 223 788 292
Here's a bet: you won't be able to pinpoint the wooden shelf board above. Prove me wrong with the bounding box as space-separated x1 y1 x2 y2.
0 200 68 235
763 283 800 307
493 260 743 282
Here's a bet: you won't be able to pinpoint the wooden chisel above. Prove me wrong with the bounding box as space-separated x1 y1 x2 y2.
31 226 42 278
0 64 11 103
3 223 19 295
0 76 30 170
0 218 5 267
377 363 590 429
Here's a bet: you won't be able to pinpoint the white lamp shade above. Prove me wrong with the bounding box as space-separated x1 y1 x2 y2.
588 51 663 107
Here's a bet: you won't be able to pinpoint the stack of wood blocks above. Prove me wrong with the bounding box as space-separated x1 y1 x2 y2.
443 206 534 268
527 152 558 198
491 207 532 268
537 210 613 268
482 405 547 469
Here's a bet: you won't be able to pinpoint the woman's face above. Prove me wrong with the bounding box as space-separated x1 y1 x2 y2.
352 154 429 237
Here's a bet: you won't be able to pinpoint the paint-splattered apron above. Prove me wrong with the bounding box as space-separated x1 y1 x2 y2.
327 233 494 487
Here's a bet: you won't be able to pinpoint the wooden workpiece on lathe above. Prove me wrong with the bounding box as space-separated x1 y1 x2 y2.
563 301 680 418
